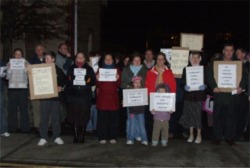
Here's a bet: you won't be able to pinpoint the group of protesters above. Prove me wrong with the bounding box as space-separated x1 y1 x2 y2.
1 41 249 147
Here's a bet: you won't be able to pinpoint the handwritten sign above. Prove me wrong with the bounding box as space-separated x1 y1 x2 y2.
73 68 86 86
90 56 100 73
10 59 25 70
180 33 204 51
171 47 189 78
99 68 117 81
160 48 171 64
123 88 148 107
214 61 242 92
150 93 176 112
186 66 204 91
28 63 58 100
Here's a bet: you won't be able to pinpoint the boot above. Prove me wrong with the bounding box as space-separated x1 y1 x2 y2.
78 126 85 143
73 125 79 143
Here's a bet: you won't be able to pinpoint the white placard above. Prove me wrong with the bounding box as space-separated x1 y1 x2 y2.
218 64 237 88
180 33 204 51
186 66 204 91
90 56 100 73
150 93 176 112
73 80 86 86
99 68 117 81
160 48 171 64
123 88 148 107
74 68 86 76
75 76 85 81
10 59 25 70
171 48 189 77
32 67 54 95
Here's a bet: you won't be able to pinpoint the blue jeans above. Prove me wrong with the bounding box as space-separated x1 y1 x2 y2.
126 109 140 138
0 89 8 134
86 105 97 131
127 113 148 142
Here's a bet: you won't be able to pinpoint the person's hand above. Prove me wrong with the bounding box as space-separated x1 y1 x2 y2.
184 85 191 92
58 86 62 93
169 111 175 114
116 74 119 80
236 87 243 94
213 87 221 93
151 109 155 115
130 113 134 118
66 52 71 58
199 84 207 91
0 72 6 78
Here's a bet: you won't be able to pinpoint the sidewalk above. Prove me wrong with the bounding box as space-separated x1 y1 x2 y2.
1 133 249 167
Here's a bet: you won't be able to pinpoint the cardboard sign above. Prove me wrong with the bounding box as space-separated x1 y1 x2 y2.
10 59 25 69
123 88 148 107
213 61 242 92
180 33 204 51
150 93 176 112
171 47 189 78
28 63 58 100
186 66 204 91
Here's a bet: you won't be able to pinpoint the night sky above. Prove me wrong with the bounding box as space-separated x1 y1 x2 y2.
101 0 249 54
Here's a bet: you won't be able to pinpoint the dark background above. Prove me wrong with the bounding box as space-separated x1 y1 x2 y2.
100 0 249 57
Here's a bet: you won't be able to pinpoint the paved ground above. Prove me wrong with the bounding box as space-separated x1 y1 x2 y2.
0 133 249 167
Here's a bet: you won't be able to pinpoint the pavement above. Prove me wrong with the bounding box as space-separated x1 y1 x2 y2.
0 133 249 167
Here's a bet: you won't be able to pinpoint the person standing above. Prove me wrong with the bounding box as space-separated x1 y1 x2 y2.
29 44 45 130
6 48 30 133
207 42 248 146
66 52 96 143
56 43 73 75
96 53 121 144
143 49 155 69
37 51 66 146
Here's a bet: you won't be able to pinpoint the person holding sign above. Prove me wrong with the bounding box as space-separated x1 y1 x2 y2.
126 76 148 145
96 53 121 144
207 42 248 146
37 51 66 146
179 52 206 144
151 84 173 147
146 52 176 141
66 52 96 143
6 48 30 133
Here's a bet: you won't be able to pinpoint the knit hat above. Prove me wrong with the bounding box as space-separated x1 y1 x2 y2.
132 76 142 82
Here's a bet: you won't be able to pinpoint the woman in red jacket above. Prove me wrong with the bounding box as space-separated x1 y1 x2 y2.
145 52 176 141
96 53 121 144
146 52 176 94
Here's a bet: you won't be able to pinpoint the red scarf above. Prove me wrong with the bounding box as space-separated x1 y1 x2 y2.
76 62 84 68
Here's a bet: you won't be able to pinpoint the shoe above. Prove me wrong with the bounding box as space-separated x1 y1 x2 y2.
126 140 134 145
1 132 10 137
54 137 64 145
225 140 236 146
141 141 148 146
162 143 167 147
195 136 202 144
136 137 141 141
99 140 106 144
37 139 47 146
110 139 117 144
187 136 194 143
211 140 221 145
152 143 158 147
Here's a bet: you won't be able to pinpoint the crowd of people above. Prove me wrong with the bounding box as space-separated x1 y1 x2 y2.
0 41 249 147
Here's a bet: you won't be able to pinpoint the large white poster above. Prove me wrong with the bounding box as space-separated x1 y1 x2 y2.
150 93 176 112
123 88 148 107
180 33 204 51
218 64 237 88
186 66 204 91
170 47 189 77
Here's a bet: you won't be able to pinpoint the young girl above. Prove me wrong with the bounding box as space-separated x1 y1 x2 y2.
126 76 148 145
151 83 173 146
179 52 206 144
96 53 121 144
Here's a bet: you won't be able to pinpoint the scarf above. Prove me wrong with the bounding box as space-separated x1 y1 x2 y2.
130 65 142 76
155 65 166 84
75 62 84 68
102 63 115 69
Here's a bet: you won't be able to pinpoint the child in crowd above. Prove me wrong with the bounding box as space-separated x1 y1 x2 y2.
126 76 148 145
151 83 173 146
37 51 66 146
